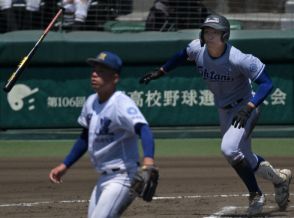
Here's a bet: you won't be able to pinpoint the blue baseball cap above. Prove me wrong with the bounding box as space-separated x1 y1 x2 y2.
86 51 123 73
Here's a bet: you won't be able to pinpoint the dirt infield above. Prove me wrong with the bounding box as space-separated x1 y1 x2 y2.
0 157 293 218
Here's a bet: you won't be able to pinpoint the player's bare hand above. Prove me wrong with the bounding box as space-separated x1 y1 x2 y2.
139 68 165 84
49 163 68 184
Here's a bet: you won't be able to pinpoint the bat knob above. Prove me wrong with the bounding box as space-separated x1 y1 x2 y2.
3 80 15 93
59 7 66 12
3 86 10 93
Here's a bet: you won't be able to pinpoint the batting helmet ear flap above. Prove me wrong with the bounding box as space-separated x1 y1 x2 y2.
222 31 230 42
199 30 205 47
199 29 229 46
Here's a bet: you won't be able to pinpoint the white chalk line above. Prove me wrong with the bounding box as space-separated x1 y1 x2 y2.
153 192 294 200
0 200 89 207
204 205 294 218
0 193 293 208
204 206 238 218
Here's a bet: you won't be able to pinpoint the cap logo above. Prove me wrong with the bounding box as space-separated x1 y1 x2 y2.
205 17 220 24
98 53 107 60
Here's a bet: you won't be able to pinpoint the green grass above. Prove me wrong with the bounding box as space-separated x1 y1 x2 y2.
0 138 293 158
0 140 73 157
155 138 294 157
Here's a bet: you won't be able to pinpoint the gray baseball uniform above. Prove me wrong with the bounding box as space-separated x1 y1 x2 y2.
186 39 265 168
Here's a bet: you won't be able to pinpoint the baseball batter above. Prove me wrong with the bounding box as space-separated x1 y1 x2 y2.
49 51 158 218
140 14 292 216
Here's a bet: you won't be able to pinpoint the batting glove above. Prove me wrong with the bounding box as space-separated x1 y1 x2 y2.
139 68 165 84
232 105 254 129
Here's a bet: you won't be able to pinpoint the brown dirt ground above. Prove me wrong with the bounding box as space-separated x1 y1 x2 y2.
0 157 293 218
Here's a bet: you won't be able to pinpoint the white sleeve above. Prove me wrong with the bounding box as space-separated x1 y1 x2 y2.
237 54 265 81
186 39 202 61
117 96 148 134
77 94 95 128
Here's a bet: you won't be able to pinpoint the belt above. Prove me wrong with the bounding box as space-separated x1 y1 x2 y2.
223 98 243 109
102 168 122 175
101 162 140 175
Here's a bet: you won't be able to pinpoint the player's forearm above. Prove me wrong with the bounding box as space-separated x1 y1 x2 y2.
134 123 155 159
63 128 89 168
161 48 188 72
250 70 273 107
139 50 188 84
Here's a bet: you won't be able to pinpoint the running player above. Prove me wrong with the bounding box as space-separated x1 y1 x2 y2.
139 14 292 216
49 51 156 218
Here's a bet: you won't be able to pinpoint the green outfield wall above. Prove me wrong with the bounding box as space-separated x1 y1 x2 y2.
0 30 293 129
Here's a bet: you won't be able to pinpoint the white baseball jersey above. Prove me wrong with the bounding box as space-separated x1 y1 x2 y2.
186 39 265 108
78 91 148 173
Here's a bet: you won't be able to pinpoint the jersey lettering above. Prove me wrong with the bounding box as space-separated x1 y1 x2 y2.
198 66 233 82
98 117 112 135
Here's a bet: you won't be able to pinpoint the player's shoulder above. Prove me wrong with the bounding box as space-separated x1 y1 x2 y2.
229 44 261 64
187 39 202 60
114 91 142 113
113 91 142 115
86 93 98 104
187 39 202 50
82 93 98 110
229 44 250 63
114 91 134 104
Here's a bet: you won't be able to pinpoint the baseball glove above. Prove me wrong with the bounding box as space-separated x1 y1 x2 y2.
130 165 159 202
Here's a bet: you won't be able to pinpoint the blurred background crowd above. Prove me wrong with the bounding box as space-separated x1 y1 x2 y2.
0 0 293 33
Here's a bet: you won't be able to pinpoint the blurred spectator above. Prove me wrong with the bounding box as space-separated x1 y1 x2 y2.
0 0 134 32
227 0 287 13
61 0 133 31
61 0 91 30
92 0 127 30
145 0 210 31
170 0 210 29
145 0 175 31
0 0 42 32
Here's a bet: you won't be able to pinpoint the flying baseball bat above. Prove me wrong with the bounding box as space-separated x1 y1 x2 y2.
3 8 64 93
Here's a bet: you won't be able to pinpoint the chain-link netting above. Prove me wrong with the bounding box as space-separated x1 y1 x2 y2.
0 0 293 33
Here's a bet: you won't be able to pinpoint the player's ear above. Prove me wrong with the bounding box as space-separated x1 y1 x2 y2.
113 73 120 84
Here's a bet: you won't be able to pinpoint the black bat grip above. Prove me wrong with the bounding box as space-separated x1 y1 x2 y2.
3 56 30 93
3 69 23 93
3 81 16 93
